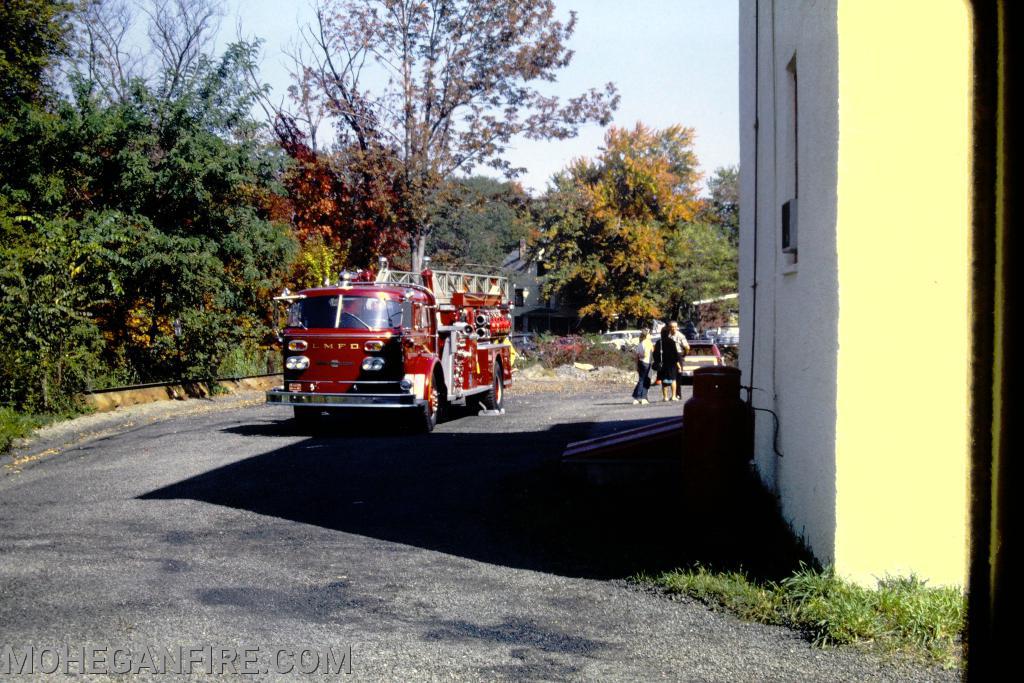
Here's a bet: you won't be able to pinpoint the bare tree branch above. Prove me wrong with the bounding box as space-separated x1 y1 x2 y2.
144 0 224 99
294 0 618 270
65 0 145 103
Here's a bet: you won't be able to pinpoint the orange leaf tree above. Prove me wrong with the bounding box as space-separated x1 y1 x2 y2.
537 123 704 327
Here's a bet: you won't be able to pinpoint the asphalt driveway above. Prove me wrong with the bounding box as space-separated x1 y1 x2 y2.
0 382 958 681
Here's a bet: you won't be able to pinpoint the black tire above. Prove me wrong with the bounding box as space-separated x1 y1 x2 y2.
419 371 447 433
478 359 504 411
293 406 319 427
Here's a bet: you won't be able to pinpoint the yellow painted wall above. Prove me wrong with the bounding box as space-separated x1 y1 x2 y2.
834 0 971 586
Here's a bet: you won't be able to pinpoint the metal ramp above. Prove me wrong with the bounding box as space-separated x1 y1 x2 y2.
562 417 684 462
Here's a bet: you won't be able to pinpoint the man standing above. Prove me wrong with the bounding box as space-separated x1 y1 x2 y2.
668 321 691 399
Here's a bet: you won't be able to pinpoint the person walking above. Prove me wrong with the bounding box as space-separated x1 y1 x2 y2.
632 330 654 405
654 323 683 401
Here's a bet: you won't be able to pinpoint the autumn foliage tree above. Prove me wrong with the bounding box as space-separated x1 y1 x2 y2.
275 118 407 287
299 0 618 270
537 123 706 326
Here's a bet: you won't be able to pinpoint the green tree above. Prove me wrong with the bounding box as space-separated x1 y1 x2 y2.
0 0 70 109
427 176 536 269
654 222 738 324
0 214 109 411
700 165 739 244
0 42 296 410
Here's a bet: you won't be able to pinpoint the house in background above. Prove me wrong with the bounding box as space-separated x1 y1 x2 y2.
502 240 580 334
739 0 970 587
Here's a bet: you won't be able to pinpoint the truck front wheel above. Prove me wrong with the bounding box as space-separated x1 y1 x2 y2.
419 371 447 433
293 406 319 428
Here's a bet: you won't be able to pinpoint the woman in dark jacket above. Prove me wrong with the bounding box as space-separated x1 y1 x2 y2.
654 324 682 401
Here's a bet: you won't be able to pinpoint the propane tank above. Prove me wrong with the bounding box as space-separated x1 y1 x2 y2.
682 366 753 509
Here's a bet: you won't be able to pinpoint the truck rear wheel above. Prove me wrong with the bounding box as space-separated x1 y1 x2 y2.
478 359 504 411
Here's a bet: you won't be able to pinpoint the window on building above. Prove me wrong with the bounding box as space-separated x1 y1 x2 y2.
781 54 799 263
514 288 525 307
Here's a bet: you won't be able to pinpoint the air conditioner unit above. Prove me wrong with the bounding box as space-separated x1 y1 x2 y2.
781 198 798 254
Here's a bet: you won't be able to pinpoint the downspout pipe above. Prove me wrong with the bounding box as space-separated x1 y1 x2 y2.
746 0 761 406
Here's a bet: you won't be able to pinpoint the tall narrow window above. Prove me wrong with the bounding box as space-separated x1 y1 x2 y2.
781 55 799 260
789 55 798 198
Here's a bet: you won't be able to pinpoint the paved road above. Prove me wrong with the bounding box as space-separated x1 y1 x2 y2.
0 383 958 681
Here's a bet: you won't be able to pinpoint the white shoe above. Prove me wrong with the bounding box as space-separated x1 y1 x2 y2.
640 399 649 405
632 399 640 405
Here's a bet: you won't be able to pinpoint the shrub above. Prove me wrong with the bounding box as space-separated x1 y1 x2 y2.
0 407 40 453
534 336 636 371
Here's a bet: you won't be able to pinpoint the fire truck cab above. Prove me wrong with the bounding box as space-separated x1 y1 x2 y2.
266 259 513 431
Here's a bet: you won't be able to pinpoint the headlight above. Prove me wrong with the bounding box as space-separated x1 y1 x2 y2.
399 379 413 391
364 340 384 352
287 339 308 351
361 357 385 371
285 355 310 370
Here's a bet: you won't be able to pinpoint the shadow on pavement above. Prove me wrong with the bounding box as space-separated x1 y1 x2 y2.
140 412 808 580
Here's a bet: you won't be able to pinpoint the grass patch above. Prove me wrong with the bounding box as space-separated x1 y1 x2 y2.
640 564 963 668
0 407 72 453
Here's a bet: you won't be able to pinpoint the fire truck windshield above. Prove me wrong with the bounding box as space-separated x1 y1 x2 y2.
287 296 402 330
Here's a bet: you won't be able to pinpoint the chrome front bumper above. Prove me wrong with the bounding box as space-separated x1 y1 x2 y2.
266 388 421 409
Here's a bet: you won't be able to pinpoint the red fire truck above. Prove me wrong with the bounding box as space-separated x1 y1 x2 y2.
266 258 513 431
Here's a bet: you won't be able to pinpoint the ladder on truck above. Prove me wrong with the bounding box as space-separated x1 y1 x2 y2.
376 264 508 305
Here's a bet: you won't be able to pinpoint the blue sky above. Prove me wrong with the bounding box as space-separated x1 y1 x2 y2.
224 0 738 195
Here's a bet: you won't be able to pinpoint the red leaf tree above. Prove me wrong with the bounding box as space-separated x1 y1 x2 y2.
275 116 408 285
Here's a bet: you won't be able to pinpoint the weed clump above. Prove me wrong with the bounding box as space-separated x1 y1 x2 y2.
642 564 963 668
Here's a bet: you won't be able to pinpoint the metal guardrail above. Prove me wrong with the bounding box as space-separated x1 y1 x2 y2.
84 372 283 395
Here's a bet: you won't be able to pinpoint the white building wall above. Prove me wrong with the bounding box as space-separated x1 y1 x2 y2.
740 0 971 586
739 0 840 562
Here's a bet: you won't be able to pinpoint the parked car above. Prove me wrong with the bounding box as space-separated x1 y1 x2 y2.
599 329 643 350
510 332 539 356
707 325 740 347
678 341 724 384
